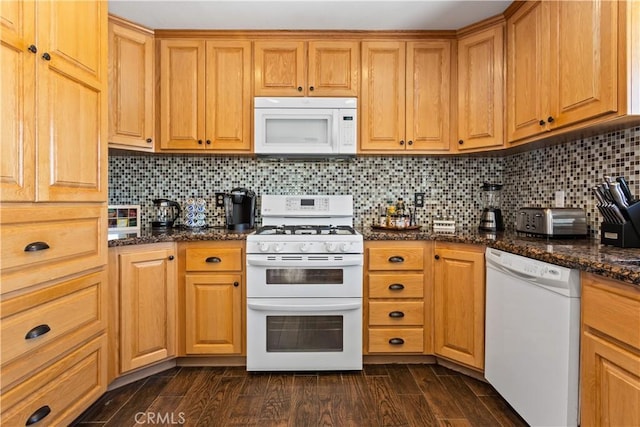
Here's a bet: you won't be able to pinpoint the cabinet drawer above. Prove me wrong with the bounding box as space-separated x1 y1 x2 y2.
583 277 640 350
1 334 107 426
1 205 106 294
368 247 424 270
369 273 424 298
368 328 424 353
185 247 242 272
0 270 107 388
369 301 424 326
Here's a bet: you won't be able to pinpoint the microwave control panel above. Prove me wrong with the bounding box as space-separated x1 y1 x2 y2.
339 110 356 146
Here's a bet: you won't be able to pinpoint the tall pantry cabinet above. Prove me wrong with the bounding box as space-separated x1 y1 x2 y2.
0 1 109 425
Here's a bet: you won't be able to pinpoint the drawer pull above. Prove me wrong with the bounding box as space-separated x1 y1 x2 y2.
388 256 404 263
25 324 51 340
388 311 405 318
388 283 405 291
206 256 222 263
26 405 51 425
388 338 405 345
24 241 50 252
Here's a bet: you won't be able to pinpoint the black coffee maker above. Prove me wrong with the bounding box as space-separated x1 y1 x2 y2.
224 188 256 231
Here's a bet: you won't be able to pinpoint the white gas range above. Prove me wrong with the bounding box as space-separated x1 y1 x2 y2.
246 195 363 371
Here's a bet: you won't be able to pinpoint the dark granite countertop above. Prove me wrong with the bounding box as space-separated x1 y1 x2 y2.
108 226 640 286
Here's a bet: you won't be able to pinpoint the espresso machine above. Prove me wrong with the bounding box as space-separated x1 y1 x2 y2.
478 183 504 231
224 188 256 231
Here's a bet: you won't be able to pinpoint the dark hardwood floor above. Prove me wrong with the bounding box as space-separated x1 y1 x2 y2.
72 364 528 427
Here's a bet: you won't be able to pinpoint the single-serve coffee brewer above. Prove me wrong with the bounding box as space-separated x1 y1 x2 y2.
224 188 256 231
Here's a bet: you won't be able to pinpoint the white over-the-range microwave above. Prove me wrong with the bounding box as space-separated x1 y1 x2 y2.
254 97 357 158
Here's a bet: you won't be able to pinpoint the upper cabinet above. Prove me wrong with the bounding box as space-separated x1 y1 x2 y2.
507 0 638 144
108 17 155 151
1 0 107 202
456 23 505 152
254 40 359 97
360 40 452 153
159 39 251 152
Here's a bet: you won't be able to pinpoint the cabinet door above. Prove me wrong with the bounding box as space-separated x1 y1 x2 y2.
581 331 640 427
204 41 251 151
360 41 406 151
254 41 305 96
406 41 451 152
159 39 206 150
108 20 154 151
549 0 617 128
0 0 35 201
457 24 504 151
433 247 485 369
36 0 107 202
507 1 551 142
185 274 242 354
308 40 359 97
119 247 176 372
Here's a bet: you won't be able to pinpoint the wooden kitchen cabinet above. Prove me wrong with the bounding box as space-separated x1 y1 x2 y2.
433 243 485 369
180 241 244 355
360 40 452 153
580 273 640 427
507 0 619 144
254 40 359 97
365 241 433 355
117 243 177 373
159 39 251 152
456 23 504 152
1 0 108 202
108 16 155 151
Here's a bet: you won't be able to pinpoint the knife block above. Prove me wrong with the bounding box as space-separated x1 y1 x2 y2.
601 202 640 247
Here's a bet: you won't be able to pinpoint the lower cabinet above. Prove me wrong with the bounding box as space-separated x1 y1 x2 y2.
111 243 177 374
433 243 485 369
180 241 244 355
581 272 640 426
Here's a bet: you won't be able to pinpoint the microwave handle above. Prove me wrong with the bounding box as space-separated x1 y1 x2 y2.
332 110 340 153
248 301 361 312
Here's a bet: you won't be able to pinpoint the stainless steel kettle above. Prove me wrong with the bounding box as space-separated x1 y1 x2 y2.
151 199 181 228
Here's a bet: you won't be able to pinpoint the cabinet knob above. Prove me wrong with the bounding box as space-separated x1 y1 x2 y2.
388 338 405 345
388 283 405 291
547 116 555 123
388 311 405 318
24 241 50 252
146 138 152 143
233 281 239 287
434 254 440 260
206 256 222 263
197 139 203 145
388 256 404 263
399 140 405 145
168 255 174 261
26 406 51 426
309 86 315 91
25 324 51 340
539 119 546 126
458 139 464 145
41 52 51 61
297 86 303 92
407 140 413 145
206 139 211 145
27 44 37 53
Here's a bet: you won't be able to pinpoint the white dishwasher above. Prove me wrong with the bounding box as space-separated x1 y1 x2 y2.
485 248 581 427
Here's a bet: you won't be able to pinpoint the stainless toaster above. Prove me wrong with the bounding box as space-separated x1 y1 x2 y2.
516 207 587 237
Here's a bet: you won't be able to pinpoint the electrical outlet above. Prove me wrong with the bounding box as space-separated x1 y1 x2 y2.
215 192 225 207
414 192 425 208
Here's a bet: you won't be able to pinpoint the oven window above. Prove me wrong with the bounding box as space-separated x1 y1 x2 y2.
266 316 343 352
266 268 343 285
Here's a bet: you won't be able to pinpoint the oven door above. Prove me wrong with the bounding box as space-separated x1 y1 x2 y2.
246 254 363 298
246 297 362 371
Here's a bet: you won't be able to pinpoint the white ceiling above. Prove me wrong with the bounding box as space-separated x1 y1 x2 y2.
108 0 511 31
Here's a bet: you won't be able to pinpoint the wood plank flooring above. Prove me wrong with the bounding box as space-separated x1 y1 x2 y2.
72 364 528 427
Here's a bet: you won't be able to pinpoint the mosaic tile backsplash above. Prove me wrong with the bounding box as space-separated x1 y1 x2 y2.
109 125 640 237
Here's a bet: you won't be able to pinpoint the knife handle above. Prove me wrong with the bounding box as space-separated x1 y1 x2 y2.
616 177 634 203
610 182 629 208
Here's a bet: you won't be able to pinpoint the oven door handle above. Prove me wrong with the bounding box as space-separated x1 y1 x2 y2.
247 301 361 312
246 258 363 267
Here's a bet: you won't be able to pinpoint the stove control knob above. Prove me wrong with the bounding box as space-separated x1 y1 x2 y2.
259 242 271 252
340 242 352 252
300 243 311 252
325 242 338 252
273 243 284 252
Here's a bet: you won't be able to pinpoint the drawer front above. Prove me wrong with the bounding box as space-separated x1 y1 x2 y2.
1 205 106 294
368 247 424 271
185 247 242 272
368 328 424 353
1 270 106 368
1 334 107 426
583 278 640 349
369 273 424 298
369 301 424 326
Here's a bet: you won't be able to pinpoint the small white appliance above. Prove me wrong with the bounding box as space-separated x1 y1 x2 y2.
246 195 363 371
485 248 581 427
254 97 357 157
